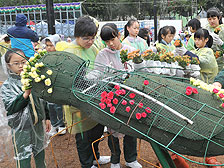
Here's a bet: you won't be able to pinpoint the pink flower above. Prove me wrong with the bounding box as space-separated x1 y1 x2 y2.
220 103 224 108
129 100 135 105
145 107 152 113
192 88 198 94
110 106 116 113
107 103 112 107
186 90 192 96
129 93 136 99
113 98 119 104
126 106 131 112
105 98 111 104
121 89 126 95
136 113 142 120
101 91 107 98
107 91 114 99
114 85 120 90
121 100 127 105
213 88 219 94
186 86 193 91
144 80 149 86
101 97 106 103
99 103 106 109
115 90 122 96
219 93 224 99
138 102 143 108
141 112 147 118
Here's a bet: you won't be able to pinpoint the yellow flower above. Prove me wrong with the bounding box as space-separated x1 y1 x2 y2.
31 67 37 72
22 86 26 91
35 63 39 68
29 57 35 62
34 53 39 57
46 70 53 75
47 88 53 93
21 79 30 86
38 62 44 67
29 71 39 78
45 78 51 86
34 77 42 83
38 49 43 53
23 64 28 69
41 75 46 80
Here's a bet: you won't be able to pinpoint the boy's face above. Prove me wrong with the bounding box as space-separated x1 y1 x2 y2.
76 35 96 49
8 52 27 75
45 41 56 52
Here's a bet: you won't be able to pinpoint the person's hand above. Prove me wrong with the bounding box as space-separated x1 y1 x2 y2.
23 89 31 99
213 82 222 89
45 120 51 132
211 33 224 46
175 46 187 56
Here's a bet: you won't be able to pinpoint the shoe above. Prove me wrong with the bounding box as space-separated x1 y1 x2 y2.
48 126 57 136
58 126 66 135
125 160 142 168
111 163 121 168
91 165 97 168
93 156 110 165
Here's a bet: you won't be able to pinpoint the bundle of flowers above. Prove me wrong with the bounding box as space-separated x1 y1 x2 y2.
174 39 183 47
142 49 157 61
160 52 175 64
214 27 221 34
174 55 191 69
127 49 143 64
20 49 53 94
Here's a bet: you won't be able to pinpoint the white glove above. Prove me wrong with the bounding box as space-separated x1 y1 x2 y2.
175 46 187 56
211 32 224 46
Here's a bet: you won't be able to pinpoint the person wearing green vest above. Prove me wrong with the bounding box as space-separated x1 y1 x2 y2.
186 18 201 51
176 29 218 84
156 26 176 55
122 19 148 54
56 16 110 168
205 7 224 72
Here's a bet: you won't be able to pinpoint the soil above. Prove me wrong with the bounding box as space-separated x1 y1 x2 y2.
0 132 224 168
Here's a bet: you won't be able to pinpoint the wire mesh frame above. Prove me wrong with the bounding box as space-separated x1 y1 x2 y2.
69 63 224 166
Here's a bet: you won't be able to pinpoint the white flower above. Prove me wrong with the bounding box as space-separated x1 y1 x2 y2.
38 62 44 67
38 49 42 53
22 86 26 91
47 88 53 93
34 53 39 57
41 75 46 80
31 67 37 72
46 70 53 75
21 79 30 86
45 78 51 86
23 64 28 69
20 71 25 76
29 57 35 62
35 63 39 68
34 77 42 83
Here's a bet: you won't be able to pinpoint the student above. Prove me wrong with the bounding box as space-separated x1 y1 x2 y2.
95 23 142 168
204 7 224 72
122 19 148 53
138 28 150 46
1 48 51 168
56 16 110 168
42 34 66 136
186 18 201 51
176 28 218 84
156 26 176 55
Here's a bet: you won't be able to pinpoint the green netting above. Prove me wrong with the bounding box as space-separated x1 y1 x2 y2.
32 51 224 160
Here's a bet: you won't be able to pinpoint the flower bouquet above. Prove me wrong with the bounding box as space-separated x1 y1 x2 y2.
214 27 221 34
190 57 200 78
174 39 183 47
21 49 53 94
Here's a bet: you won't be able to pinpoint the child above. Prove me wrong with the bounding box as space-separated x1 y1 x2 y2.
42 34 66 136
138 28 150 47
95 23 142 168
122 19 148 53
186 18 201 51
56 16 110 168
1 48 51 168
156 26 176 55
176 28 218 84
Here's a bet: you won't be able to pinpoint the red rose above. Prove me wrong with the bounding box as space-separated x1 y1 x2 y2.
121 89 126 95
101 91 107 98
107 103 112 107
121 100 127 105
141 112 147 118
129 93 136 99
186 86 193 91
110 106 116 113
144 80 149 86
192 88 198 94
129 100 135 105
186 90 192 96
219 93 224 98
113 98 119 104
136 113 142 120
114 85 120 90
101 97 106 103
138 102 143 108
99 103 106 109
126 106 131 112
145 107 152 113
213 88 219 94
107 91 114 99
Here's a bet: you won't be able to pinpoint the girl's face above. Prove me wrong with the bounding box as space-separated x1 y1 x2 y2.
105 36 122 50
127 21 140 37
207 16 220 28
194 37 208 48
45 41 56 52
8 52 27 75
161 32 175 44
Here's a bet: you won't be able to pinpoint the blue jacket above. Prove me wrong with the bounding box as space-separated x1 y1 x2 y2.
7 14 39 57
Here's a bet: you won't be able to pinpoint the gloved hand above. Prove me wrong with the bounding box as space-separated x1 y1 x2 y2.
211 32 224 46
175 46 187 56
